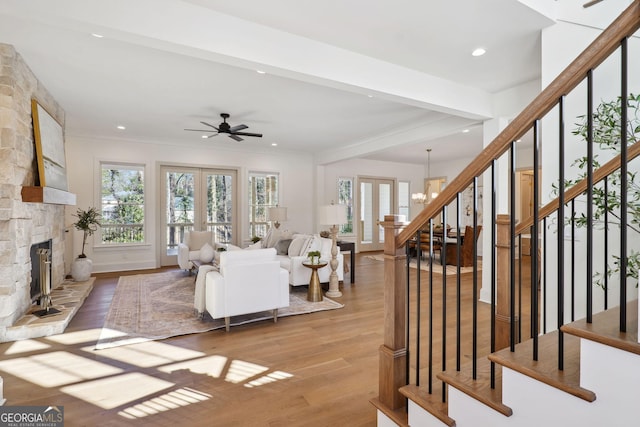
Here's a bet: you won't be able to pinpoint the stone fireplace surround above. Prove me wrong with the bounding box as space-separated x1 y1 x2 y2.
0 43 68 341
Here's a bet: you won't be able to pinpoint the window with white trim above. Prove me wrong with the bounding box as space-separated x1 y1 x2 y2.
338 177 354 234
100 163 145 244
249 172 279 239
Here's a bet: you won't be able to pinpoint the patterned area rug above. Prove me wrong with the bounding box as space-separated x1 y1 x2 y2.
365 254 480 276
95 271 343 349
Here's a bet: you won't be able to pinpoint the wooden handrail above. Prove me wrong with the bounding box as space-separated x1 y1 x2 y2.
396 0 640 248
516 140 640 235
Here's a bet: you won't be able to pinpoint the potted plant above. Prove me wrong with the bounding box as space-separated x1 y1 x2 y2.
70 207 101 281
307 250 321 265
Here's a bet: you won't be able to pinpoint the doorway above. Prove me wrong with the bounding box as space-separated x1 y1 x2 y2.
358 177 395 252
160 165 238 266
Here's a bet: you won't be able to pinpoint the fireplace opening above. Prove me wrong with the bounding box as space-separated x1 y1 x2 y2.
30 239 52 304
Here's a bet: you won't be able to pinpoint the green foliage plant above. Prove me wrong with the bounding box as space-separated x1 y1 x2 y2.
73 207 101 258
307 250 321 264
558 93 640 288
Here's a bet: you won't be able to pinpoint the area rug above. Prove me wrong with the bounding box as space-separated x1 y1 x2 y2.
365 254 481 276
95 271 344 350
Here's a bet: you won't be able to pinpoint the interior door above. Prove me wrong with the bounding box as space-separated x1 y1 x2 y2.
160 166 237 266
358 177 394 252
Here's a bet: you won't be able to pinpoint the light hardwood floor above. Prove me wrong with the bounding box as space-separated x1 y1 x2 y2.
0 254 386 426
0 253 533 426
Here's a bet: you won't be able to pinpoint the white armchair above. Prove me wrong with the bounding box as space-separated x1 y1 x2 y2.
177 231 216 271
205 248 289 331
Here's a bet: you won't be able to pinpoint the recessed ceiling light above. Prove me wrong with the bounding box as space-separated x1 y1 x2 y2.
367 94 374 98
91 33 104 38
271 143 278 146
256 70 266 74
472 48 486 57
201 135 208 139
116 125 125 130
462 129 470 133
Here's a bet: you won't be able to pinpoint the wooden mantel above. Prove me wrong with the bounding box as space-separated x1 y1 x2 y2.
21 186 76 205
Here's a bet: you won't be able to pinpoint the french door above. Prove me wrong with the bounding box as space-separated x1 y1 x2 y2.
160 165 237 266
358 177 395 252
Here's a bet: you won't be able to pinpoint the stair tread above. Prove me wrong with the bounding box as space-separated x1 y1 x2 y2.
399 382 455 427
489 330 596 402
369 398 408 427
561 299 640 356
437 357 512 417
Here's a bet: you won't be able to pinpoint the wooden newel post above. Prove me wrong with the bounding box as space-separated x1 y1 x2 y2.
378 214 408 410
495 214 519 350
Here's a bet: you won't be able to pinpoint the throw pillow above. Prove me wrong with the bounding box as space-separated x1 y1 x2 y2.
246 241 263 250
274 239 292 255
301 234 321 256
288 235 309 257
199 242 215 263
188 231 212 251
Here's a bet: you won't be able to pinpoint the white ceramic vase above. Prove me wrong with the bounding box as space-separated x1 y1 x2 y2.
71 257 93 282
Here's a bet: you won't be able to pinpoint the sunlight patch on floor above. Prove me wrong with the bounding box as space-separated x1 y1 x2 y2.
0 351 123 387
83 341 205 367
226 359 269 384
45 328 104 345
245 370 294 388
157 355 228 378
118 387 211 420
3 339 51 355
61 372 174 410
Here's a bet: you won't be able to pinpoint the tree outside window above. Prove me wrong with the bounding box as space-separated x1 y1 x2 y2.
101 163 145 244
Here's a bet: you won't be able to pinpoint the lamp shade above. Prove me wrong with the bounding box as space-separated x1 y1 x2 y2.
319 204 348 225
268 206 288 222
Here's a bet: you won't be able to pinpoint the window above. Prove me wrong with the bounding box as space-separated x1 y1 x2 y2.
249 172 279 239
398 181 410 221
338 177 354 234
100 163 145 244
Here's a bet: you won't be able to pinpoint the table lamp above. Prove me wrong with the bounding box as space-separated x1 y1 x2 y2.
268 206 287 229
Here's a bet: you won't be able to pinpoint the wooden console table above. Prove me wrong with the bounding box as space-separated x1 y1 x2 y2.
337 241 355 283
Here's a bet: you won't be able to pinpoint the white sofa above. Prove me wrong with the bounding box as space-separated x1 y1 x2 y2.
204 248 289 331
251 230 344 287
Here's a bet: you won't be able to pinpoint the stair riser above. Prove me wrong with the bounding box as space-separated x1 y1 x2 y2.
447 387 507 426
580 339 640 426
406 401 448 426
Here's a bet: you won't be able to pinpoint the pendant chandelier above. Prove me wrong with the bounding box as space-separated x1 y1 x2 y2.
411 148 438 204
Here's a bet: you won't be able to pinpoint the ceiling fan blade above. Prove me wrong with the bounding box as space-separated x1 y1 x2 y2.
583 0 604 7
184 128 216 132
229 124 248 132
207 133 219 138
230 131 263 138
200 121 219 130
228 134 243 142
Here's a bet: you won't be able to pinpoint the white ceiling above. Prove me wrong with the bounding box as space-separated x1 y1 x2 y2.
0 0 616 166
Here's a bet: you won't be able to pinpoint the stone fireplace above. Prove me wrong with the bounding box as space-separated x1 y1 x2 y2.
0 43 68 341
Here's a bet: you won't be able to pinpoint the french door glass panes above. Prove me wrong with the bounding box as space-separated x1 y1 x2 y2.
161 166 237 266
359 178 394 252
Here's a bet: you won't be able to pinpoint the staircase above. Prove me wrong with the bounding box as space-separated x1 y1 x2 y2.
372 2 640 426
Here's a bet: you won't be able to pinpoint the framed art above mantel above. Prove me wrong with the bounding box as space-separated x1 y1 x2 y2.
31 99 68 191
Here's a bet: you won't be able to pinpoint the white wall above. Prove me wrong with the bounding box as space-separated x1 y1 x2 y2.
541 18 640 329
66 136 314 273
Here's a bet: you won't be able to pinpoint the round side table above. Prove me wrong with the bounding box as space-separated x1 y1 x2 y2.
302 261 327 302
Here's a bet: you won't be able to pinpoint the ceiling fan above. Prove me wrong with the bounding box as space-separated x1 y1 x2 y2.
185 113 263 142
